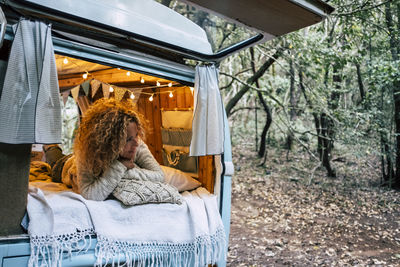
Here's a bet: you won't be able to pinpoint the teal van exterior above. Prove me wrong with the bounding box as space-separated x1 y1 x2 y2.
0 0 333 266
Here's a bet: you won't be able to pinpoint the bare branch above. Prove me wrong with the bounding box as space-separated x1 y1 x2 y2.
334 0 392 17
220 68 251 90
230 106 261 116
219 71 285 109
223 47 287 116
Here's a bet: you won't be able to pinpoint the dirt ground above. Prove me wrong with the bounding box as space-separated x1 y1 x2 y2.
226 144 400 266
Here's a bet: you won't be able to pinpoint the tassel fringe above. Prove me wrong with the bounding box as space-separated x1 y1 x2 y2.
29 228 95 267
95 227 226 267
29 227 226 267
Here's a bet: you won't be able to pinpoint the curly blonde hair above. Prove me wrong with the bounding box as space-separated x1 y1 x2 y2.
74 98 144 177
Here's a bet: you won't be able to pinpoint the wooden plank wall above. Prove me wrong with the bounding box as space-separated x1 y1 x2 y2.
136 86 215 193
198 156 215 194
136 91 163 164
159 87 193 109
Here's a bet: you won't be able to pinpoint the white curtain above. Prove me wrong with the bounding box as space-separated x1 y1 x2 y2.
190 64 224 156
0 20 61 144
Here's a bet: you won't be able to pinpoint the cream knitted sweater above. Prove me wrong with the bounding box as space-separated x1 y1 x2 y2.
62 141 164 201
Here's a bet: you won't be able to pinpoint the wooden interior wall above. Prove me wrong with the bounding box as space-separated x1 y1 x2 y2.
136 90 163 164
198 156 215 194
136 86 216 193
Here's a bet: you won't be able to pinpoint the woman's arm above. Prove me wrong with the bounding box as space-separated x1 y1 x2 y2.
77 160 127 201
124 142 165 182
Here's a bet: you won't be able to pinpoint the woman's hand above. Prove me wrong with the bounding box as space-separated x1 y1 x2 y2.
118 157 136 169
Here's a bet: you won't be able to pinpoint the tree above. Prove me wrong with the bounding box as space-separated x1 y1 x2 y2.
384 1 400 188
249 47 273 159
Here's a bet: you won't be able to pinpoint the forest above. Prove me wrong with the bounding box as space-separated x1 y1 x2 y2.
214 0 400 265
218 0 400 187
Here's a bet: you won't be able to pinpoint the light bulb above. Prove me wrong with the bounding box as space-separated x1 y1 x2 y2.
82 73 88 79
141 77 145 84
168 82 172 87
169 91 173 98
63 58 68 64
130 93 135 99
126 71 131 76
149 94 154 102
109 86 114 92
156 81 161 86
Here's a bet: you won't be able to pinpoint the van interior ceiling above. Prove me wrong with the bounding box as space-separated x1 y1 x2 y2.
51 54 216 193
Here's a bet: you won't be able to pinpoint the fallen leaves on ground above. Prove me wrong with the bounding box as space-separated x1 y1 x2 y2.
227 144 400 267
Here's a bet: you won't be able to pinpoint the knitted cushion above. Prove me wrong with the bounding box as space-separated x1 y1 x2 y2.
113 179 183 206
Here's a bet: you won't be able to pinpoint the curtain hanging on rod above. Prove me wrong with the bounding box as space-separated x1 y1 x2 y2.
0 19 61 144
190 64 224 156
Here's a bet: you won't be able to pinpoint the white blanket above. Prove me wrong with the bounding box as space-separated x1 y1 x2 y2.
27 185 226 267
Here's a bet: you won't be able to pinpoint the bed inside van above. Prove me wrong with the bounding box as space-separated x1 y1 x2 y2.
1 48 225 266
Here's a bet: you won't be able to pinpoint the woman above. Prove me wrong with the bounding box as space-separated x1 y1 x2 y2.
46 98 164 201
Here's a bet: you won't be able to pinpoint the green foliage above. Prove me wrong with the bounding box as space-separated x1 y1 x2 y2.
220 0 400 181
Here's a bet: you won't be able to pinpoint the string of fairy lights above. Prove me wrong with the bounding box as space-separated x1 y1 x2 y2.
62 57 194 102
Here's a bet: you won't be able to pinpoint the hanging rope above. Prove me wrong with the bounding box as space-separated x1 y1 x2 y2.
164 150 185 166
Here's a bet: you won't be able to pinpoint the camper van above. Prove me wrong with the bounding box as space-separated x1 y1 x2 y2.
0 0 333 266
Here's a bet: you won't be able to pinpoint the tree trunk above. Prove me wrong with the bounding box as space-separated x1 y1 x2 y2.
384 2 400 188
315 64 338 178
393 82 400 188
225 47 285 117
394 3 400 188
249 47 273 158
378 70 395 184
330 63 341 110
319 113 336 177
304 63 338 178
381 133 395 184
298 71 322 157
289 59 297 120
285 58 297 151
318 66 330 158
355 63 366 103
319 63 341 178
257 91 272 158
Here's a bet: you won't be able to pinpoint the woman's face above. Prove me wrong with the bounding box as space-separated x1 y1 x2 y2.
119 122 139 160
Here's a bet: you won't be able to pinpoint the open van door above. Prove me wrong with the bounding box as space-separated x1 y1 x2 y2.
2 0 333 62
